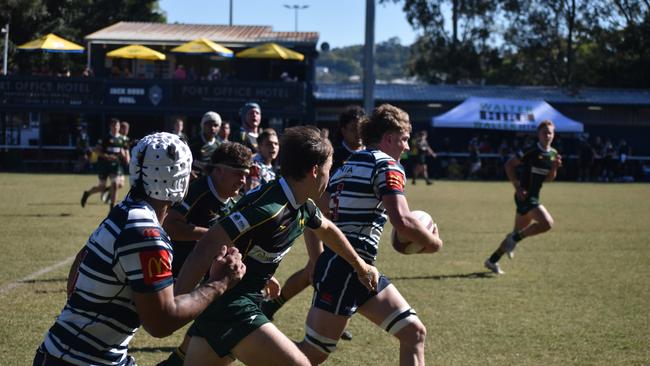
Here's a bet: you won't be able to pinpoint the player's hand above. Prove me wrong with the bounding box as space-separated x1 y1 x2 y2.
356 264 379 292
553 154 563 168
207 246 246 289
516 187 527 200
264 276 281 300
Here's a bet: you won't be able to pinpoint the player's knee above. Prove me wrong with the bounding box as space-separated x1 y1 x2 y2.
302 326 338 364
541 216 554 232
397 320 427 347
382 306 424 343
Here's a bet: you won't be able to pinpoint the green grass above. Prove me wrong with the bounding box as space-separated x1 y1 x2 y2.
1 173 649 365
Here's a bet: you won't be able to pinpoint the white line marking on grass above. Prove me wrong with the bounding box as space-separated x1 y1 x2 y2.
0 256 74 296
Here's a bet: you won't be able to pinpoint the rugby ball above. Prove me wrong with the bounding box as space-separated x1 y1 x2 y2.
391 210 436 255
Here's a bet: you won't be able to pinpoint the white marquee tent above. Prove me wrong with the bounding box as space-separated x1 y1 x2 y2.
432 97 584 133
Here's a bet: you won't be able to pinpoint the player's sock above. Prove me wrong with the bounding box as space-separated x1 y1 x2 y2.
157 347 185 366
512 230 524 242
261 294 287 319
488 251 503 264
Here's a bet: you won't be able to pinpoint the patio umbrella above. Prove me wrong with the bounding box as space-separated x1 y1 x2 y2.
236 43 304 61
106 45 166 61
17 33 84 53
171 38 234 57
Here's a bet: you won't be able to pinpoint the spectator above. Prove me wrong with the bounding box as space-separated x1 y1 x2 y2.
173 118 189 143
73 125 91 173
231 102 261 153
617 139 632 179
467 135 481 180
174 65 187 79
190 111 222 178
218 121 231 143
577 134 594 182
82 67 94 77
320 127 330 141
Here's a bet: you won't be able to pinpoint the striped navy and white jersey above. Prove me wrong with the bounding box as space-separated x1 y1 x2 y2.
326 149 406 263
42 197 173 366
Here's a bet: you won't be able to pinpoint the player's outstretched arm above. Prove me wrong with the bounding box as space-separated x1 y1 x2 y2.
175 223 234 295
383 194 442 253
313 217 379 291
133 245 244 338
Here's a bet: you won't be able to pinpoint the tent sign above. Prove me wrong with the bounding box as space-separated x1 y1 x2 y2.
432 97 583 133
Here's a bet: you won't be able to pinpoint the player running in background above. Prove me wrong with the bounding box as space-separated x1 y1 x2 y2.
297 104 443 366
157 142 252 366
260 106 366 340
411 130 436 185
484 120 562 275
35 132 245 366
80 118 128 209
176 126 379 366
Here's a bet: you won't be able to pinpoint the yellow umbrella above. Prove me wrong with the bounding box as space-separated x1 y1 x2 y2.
236 43 304 61
171 38 234 57
106 44 166 61
17 33 84 53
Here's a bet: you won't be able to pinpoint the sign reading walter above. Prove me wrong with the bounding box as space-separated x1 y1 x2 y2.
432 97 583 133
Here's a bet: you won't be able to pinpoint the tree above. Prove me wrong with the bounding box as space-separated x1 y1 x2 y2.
382 0 501 83
0 0 165 75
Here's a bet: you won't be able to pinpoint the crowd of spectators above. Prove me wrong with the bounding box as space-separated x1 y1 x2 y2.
403 132 644 182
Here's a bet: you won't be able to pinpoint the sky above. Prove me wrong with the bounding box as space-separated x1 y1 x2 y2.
158 0 420 48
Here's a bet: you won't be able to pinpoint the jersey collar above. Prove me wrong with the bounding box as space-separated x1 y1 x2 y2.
537 142 552 152
207 175 230 203
279 177 300 209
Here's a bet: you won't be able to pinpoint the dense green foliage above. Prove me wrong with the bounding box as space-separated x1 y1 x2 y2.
1 174 649 365
0 0 166 74
317 37 411 83
383 0 650 88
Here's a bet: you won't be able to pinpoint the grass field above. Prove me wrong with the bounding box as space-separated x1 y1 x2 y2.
0 173 649 366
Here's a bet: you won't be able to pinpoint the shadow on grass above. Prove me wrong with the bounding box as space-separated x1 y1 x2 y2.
129 346 176 353
27 203 81 206
0 213 73 217
392 271 494 280
22 277 67 284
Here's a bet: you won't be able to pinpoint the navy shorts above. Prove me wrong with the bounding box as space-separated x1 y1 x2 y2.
311 250 391 317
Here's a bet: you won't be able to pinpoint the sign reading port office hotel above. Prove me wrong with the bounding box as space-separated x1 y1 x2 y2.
0 77 306 114
432 97 584 133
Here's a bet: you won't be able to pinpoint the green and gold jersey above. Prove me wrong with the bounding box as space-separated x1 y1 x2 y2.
517 143 558 199
219 177 322 294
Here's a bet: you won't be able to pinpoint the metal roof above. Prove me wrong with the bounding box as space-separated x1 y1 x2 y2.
314 83 650 106
85 22 319 47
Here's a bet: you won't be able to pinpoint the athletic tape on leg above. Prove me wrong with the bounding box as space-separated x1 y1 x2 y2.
304 325 338 355
381 306 419 335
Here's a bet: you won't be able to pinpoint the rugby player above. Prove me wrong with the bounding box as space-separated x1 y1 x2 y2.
484 120 562 274
260 106 366 340
35 132 245 366
297 104 443 366
231 102 261 153
158 142 252 366
176 126 379 366
81 118 129 209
